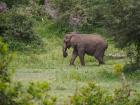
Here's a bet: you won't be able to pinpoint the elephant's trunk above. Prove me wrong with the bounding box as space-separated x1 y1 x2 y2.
63 43 68 57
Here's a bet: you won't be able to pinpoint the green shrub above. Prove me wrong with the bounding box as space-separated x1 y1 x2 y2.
123 64 140 73
0 39 56 105
69 83 108 105
0 7 43 51
67 68 140 105
67 82 140 105
1 0 29 8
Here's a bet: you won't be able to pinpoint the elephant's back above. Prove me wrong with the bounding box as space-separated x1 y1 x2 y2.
80 34 108 50
81 34 106 44
73 33 107 48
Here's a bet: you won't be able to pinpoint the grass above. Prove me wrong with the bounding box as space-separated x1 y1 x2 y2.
10 38 140 104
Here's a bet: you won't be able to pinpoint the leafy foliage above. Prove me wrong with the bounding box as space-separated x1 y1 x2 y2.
105 0 140 66
49 0 140 66
67 82 140 105
0 0 29 8
50 0 108 33
0 4 43 50
0 39 56 105
67 67 140 105
0 38 13 82
0 0 44 8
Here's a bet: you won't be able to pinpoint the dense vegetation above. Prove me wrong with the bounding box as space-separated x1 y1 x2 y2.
0 0 140 104
0 39 56 105
50 0 140 66
1 0 140 65
106 0 140 67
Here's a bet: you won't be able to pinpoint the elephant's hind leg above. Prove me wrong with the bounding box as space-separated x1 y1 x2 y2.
94 51 104 65
100 49 106 64
96 56 104 65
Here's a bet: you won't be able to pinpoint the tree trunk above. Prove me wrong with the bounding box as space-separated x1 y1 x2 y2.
44 0 48 7
44 0 58 20
0 2 7 12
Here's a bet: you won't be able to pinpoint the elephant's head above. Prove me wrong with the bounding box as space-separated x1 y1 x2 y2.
63 32 80 57
63 34 73 57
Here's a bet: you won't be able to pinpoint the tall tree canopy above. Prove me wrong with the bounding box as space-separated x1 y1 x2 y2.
105 0 140 65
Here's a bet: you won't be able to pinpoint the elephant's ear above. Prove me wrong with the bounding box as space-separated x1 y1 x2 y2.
70 35 80 46
64 34 73 43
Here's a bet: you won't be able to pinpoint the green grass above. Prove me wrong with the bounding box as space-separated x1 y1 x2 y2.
11 38 140 104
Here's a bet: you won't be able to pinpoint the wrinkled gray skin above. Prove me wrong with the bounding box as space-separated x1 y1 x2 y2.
63 32 108 66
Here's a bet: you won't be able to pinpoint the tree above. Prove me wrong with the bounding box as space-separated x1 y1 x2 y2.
0 0 29 8
105 0 140 66
49 0 108 33
0 0 44 50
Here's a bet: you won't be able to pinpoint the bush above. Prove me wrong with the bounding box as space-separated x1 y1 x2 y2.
0 39 56 105
66 67 139 105
1 0 29 8
123 64 140 73
0 6 42 51
67 82 140 105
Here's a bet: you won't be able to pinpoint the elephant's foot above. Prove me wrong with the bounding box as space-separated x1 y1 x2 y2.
80 59 85 66
99 61 105 65
81 63 85 66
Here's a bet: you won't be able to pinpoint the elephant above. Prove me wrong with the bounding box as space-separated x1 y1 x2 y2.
63 32 108 66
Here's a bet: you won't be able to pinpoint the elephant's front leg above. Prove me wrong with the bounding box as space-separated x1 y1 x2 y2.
70 49 78 65
78 48 85 66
